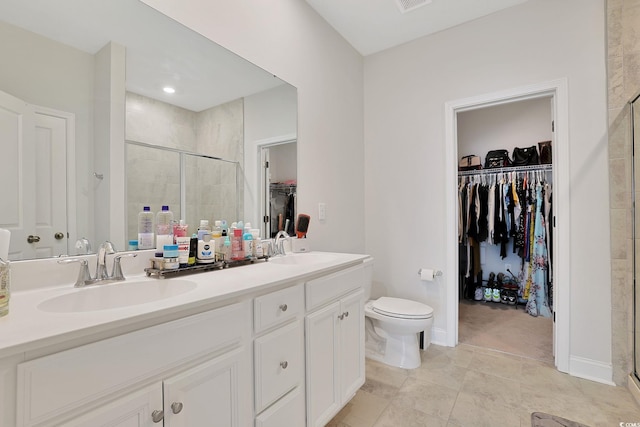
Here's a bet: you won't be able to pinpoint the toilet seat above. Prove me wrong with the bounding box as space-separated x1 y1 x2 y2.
371 297 433 320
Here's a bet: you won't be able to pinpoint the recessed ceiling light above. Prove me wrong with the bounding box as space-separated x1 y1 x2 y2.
163 86 176 94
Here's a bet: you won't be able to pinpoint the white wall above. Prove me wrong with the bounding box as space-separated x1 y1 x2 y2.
0 21 95 249
364 0 611 379
141 0 365 254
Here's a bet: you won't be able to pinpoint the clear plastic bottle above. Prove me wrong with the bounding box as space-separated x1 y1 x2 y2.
243 224 253 259
173 219 188 243
156 205 174 254
231 228 244 260
212 221 223 261
137 206 154 250
197 220 212 240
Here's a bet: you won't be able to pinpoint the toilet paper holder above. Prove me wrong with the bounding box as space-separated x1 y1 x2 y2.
417 268 443 277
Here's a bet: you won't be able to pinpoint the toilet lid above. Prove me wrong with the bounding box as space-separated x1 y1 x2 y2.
372 297 433 319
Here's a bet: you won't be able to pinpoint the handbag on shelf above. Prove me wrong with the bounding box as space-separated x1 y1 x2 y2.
538 140 552 164
459 155 482 171
484 149 512 169
511 146 539 166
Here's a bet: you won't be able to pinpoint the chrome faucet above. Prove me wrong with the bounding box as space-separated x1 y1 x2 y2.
58 242 137 287
96 241 116 280
274 230 290 256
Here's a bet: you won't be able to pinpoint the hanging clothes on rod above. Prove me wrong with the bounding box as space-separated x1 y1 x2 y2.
457 165 553 317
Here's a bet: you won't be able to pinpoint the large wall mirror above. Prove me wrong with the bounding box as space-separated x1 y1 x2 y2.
0 0 298 260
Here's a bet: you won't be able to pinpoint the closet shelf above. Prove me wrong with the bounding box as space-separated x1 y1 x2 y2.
458 163 552 177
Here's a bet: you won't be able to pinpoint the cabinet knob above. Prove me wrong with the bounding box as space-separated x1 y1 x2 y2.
338 313 344 320
151 409 164 423
280 360 288 369
343 311 349 318
279 303 288 312
171 401 184 414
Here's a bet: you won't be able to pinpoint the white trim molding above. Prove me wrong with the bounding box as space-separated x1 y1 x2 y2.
569 356 615 386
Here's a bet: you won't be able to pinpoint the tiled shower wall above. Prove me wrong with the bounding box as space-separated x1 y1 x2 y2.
125 92 243 241
607 0 640 385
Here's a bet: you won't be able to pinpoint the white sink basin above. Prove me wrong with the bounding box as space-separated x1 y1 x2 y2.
269 253 338 265
38 279 197 313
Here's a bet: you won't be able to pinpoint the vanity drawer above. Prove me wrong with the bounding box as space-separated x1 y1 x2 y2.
254 283 303 333
306 264 364 311
254 320 302 413
255 386 305 427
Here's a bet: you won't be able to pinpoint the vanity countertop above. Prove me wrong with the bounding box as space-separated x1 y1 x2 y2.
0 252 370 358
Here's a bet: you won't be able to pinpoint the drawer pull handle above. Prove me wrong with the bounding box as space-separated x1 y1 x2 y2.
343 311 349 318
151 410 164 423
279 304 288 312
280 361 289 369
338 313 344 320
171 402 184 414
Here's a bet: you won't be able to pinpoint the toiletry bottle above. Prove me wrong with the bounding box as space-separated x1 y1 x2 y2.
188 235 198 265
156 205 174 255
197 220 212 240
137 206 154 250
173 219 188 243
176 235 191 267
251 229 263 258
222 235 231 261
0 258 10 317
212 220 223 260
197 233 215 263
243 224 253 259
231 228 244 260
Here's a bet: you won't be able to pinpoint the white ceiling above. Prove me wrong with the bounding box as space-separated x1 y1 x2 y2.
0 0 285 112
304 0 529 56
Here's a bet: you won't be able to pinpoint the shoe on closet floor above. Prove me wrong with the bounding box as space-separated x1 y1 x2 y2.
492 288 501 302
484 288 492 302
474 287 483 301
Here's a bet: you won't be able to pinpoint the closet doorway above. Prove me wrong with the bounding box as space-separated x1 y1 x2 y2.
457 97 554 363
259 141 297 239
444 79 571 373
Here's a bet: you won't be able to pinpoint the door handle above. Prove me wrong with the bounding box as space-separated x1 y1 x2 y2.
27 235 40 243
54 232 65 240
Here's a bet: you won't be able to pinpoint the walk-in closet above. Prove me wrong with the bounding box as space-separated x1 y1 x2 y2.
456 96 555 363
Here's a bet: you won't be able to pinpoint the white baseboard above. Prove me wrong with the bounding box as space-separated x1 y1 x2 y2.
427 327 449 348
569 355 615 386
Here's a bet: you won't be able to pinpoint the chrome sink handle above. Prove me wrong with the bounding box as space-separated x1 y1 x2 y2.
57 258 93 287
111 253 137 281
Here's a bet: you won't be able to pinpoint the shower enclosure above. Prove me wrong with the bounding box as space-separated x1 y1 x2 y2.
632 92 640 386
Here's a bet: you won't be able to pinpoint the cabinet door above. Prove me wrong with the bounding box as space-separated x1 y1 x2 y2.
163 347 251 427
339 290 365 403
61 383 163 427
305 300 341 427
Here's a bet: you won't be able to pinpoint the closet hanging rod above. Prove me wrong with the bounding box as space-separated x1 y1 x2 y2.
457 163 552 177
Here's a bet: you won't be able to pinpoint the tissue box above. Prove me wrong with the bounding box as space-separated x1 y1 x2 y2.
291 238 311 253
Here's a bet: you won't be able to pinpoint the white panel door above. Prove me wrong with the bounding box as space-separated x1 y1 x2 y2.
339 290 365 403
0 90 35 260
305 300 341 427
34 111 69 257
162 347 252 427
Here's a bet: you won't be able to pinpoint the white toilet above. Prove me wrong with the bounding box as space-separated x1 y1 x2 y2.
364 297 434 369
362 260 434 369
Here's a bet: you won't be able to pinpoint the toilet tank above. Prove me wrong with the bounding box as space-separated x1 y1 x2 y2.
363 257 374 301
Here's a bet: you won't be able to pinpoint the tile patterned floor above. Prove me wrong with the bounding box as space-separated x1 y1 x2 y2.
327 344 640 427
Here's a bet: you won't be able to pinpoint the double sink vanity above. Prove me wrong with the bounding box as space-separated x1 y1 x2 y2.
0 251 372 427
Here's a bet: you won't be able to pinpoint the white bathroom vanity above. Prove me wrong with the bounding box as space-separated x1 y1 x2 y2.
0 251 371 427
